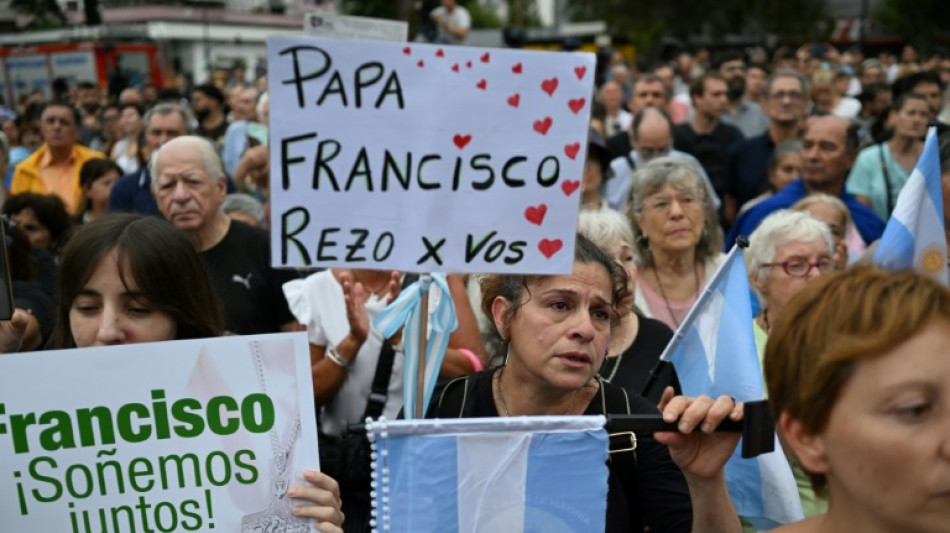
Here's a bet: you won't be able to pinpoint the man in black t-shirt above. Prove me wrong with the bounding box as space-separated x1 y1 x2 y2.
673 72 744 205
151 135 297 335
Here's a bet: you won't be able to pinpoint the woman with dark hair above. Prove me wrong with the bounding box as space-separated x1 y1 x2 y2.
77 158 121 224
846 93 930 220
47 214 223 348
28 213 345 530
428 234 744 533
2 192 73 255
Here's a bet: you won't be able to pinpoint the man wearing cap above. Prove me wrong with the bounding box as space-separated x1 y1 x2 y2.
192 83 230 149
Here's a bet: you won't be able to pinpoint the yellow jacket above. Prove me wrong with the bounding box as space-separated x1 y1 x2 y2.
11 143 106 213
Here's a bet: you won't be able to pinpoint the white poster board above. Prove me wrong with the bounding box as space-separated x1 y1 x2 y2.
304 13 409 42
0 333 320 531
6 54 51 101
50 51 98 86
268 36 595 274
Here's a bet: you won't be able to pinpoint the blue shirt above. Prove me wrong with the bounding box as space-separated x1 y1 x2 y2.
726 178 885 249
724 132 774 209
108 167 162 216
108 167 238 217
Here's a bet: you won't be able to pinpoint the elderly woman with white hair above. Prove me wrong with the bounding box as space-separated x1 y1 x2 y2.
627 157 724 332
577 209 680 404
744 209 837 526
745 209 837 346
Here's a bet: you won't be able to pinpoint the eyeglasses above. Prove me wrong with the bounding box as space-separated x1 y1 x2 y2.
637 146 670 161
642 189 703 212
769 91 804 101
761 258 836 277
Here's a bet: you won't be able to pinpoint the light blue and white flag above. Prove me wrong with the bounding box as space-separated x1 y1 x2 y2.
659 245 804 529
365 416 608 533
374 273 458 419
873 127 949 284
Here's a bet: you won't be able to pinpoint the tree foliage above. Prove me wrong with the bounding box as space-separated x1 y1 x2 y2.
10 0 67 29
877 0 950 54
564 0 828 54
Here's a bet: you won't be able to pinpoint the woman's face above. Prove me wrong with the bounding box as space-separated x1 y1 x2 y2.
635 183 706 256
119 107 142 137
753 237 833 316
85 171 119 211
495 260 614 391
770 152 802 191
807 320 950 531
894 99 930 140
605 239 636 308
11 208 51 249
70 251 177 347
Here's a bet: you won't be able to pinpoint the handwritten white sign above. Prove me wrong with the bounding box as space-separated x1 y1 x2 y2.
268 36 595 274
0 333 319 532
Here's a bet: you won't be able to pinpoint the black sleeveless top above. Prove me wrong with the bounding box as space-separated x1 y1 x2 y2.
427 370 693 533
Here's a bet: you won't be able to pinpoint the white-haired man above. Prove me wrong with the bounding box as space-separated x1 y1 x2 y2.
151 135 297 335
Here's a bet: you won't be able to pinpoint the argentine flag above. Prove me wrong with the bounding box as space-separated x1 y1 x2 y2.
873 128 949 284
660 246 804 529
366 416 608 533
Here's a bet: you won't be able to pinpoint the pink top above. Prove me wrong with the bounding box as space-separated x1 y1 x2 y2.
636 277 701 331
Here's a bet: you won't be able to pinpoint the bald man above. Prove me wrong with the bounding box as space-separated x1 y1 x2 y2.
726 115 884 248
604 106 720 212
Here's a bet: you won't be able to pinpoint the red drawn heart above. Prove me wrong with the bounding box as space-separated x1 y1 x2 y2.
417 60 424 68
561 180 580 196
481 52 490 63
476 79 487 90
507 93 520 107
568 98 586 114
538 239 563 259
512 63 523 74
453 134 472 149
524 204 547 226
541 77 559 96
452 63 459 72
403 47 411 55
574 66 587 80
533 117 553 135
466 61 472 68
564 143 581 160
436 48 445 57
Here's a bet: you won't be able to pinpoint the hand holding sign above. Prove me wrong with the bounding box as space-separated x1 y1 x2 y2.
269 36 595 274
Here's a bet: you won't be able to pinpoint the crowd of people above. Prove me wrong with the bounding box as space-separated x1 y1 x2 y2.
0 35 947 533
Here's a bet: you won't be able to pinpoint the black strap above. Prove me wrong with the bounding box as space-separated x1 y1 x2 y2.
878 143 894 215
360 273 420 421
623 151 636 172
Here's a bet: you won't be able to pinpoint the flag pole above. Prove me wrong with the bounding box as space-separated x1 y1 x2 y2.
414 273 431 419
640 236 750 398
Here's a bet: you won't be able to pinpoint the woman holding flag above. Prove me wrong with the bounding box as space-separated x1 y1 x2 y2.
429 234 745 533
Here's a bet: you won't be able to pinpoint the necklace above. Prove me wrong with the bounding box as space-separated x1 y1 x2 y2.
242 341 309 533
352 270 390 295
651 263 700 329
604 352 624 383
494 366 577 416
